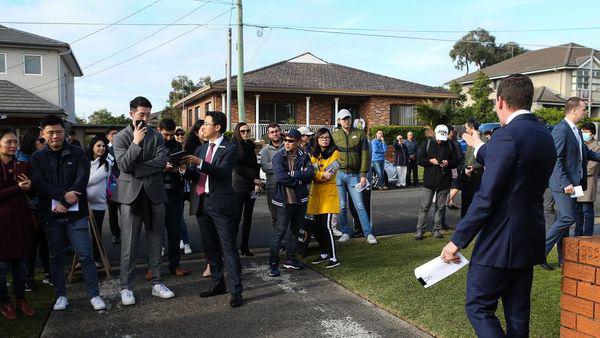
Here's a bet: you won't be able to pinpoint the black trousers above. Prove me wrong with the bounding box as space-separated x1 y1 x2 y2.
460 174 482 218
27 221 50 279
312 214 338 261
165 193 184 270
233 192 256 251
90 210 105 262
406 159 419 185
196 195 242 295
108 200 120 238
349 189 371 233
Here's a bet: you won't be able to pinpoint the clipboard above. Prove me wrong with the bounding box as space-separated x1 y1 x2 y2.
169 150 189 165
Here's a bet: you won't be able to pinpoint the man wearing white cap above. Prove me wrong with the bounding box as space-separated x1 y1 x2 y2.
332 109 378 245
414 124 457 240
298 126 315 154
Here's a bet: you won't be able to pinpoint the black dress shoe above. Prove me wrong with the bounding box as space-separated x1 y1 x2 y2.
200 286 227 298
240 249 254 257
539 262 554 271
230 293 243 308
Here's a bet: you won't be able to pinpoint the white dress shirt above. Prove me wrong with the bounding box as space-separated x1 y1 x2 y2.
199 135 224 194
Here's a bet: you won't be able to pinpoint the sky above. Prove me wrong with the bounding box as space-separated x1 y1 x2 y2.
3 0 600 118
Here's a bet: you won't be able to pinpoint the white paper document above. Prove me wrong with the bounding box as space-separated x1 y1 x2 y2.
414 253 469 288
51 199 79 212
354 180 371 192
570 185 584 198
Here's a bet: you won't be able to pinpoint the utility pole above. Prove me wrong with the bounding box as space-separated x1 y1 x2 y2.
588 48 594 115
236 0 245 122
226 27 232 130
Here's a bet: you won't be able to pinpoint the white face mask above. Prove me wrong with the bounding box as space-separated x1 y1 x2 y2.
583 132 592 142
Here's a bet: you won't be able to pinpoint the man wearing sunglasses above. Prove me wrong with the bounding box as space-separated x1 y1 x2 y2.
332 109 377 245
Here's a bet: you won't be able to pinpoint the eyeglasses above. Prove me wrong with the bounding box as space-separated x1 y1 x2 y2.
318 136 330 140
284 139 297 143
240 129 251 134
175 132 185 136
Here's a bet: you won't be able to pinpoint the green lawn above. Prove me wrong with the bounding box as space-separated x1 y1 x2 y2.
0 273 54 338
304 232 562 338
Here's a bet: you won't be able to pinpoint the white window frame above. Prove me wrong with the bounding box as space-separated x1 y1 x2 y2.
0 53 6 74
23 54 42 76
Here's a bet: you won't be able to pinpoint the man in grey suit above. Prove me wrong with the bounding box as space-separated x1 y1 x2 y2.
111 96 175 305
543 97 600 270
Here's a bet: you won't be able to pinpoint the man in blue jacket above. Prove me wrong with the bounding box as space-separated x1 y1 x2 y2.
441 74 556 337
268 129 314 277
542 97 600 270
371 130 388 190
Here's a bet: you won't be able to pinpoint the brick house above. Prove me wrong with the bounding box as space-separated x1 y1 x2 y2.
174 52 454 137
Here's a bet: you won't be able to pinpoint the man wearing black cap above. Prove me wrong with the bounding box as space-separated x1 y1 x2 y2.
268 129 314 277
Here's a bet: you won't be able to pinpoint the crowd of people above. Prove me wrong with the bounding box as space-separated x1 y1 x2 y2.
0 74 598 336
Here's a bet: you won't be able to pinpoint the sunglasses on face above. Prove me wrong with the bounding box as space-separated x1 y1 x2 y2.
175 132 185 136
240 129 251 134
284 139 297 143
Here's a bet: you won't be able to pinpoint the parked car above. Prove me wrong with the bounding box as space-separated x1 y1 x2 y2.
371 160 398 188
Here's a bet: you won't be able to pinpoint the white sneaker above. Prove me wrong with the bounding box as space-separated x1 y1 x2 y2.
90 296 106 310
179 240 184 250
184 244 192 255
367 234 378 245
338 234 351 242
53 296 69 311
161 247 166 257
332 226 343 237
121 289 136 306
152 284 175 299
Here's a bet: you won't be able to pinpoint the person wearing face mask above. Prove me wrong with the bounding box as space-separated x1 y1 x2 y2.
575 122 600 236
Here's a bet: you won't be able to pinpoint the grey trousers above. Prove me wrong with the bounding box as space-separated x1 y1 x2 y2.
416 188 449 232
120 202 165 290
543 188 556 230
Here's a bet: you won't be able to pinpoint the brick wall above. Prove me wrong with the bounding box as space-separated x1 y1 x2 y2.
560 236 600 337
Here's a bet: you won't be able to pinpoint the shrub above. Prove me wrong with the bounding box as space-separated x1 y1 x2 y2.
533 107 564 125
368 125 428 144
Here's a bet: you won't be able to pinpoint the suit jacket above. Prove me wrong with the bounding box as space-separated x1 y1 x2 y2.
111 124 168 204
451 114 557 268
549 119 600 193
186 137 237 216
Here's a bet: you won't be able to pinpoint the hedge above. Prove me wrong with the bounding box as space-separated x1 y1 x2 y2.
368 125 428 144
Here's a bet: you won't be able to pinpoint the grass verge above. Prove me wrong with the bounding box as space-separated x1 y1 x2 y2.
0 273 54 338
304 232 561 338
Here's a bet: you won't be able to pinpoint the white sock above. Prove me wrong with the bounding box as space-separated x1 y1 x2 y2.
320 254 328 259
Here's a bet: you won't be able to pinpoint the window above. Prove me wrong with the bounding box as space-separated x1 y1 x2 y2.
390 105 416 125
23 54 42 75
205 102 211 114
187 109 192 128
194 107 199 119
0 53 6 74
259 102 294 124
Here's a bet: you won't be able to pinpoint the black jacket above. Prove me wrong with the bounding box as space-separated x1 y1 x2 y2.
31 142 90 221
232 139 260 194
271 148 314 207
393 141 409 166
417 139 457 191
163 139 184 196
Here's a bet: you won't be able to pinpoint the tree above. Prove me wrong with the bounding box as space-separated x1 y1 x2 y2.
449 28 527 74
448 80 467 108
75 115 87 124
168 75 211 106
468 72 496 123
533 107 565 125
160 105 182 126
87 108 129 125
415 100 459 127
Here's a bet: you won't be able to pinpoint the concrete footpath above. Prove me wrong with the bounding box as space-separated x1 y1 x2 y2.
41 254 429 338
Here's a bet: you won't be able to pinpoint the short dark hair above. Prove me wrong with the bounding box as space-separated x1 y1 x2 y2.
582 122 596 135
267 122 280 131
19 127 41 155
40 114 65 129
158 118 176 131
497 74 534 111
466 118 480 131
565 97 584 114
205 111 227 133
68 129 77 136
106 127 119 135
129 96 152 111
0 128 16 141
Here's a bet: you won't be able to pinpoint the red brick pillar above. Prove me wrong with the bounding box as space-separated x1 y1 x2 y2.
560 236 600 337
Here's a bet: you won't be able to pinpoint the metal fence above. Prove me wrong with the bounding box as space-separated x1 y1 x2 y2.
231 123 332 139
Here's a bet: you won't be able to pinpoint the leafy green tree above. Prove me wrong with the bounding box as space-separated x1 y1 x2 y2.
468 72 496 122
415 100 459 127
533 107 565 125
75 115 87 124
87 108 129 125
161 105 182 126
448 80 467 108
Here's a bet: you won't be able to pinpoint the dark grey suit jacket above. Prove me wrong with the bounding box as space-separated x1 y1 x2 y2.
111 124 168 204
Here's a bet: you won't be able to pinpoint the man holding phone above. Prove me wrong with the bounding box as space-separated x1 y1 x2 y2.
459 118 483 218
111 97 175 306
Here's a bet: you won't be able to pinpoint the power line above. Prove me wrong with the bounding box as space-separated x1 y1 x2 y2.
249 27 272 67
4 0 163 72
30 8 233 96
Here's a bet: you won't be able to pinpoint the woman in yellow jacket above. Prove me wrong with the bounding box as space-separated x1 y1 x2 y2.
307 128 340 268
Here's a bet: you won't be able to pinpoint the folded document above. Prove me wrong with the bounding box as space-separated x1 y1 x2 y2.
51 199 79 212
414 253 469 288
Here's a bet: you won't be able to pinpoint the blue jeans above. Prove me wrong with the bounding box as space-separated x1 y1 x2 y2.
575 202 595 236
545 191 576 264
372 161 385 187
336 171 372 236
45 217 99 298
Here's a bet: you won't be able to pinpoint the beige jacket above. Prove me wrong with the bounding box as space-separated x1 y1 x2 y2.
578 138 600 202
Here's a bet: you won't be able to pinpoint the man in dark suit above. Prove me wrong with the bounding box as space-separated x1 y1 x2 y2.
183 111 243 308
543 97 600 269
441 74 557 337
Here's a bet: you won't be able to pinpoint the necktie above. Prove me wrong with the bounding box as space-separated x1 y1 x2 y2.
196 143 215 195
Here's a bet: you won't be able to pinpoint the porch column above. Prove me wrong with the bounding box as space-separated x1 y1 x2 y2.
221 93 228 130
305 96 311 127
334 97 339 121
255 94 260 138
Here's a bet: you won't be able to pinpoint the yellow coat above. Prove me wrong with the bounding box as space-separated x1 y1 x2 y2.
307 150 341 215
